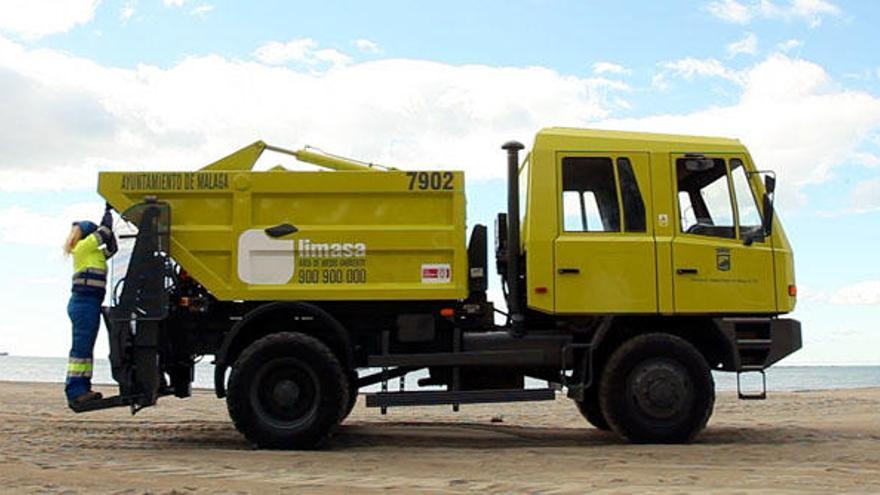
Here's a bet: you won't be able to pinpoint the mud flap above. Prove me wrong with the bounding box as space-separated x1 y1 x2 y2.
85 312 160 414
104 306 162 410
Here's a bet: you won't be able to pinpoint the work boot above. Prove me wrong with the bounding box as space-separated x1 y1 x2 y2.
70 390 103 405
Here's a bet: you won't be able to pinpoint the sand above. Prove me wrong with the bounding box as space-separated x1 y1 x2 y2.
0 382 878 494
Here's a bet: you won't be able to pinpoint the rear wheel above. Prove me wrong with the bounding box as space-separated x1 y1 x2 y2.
574 386 610 431
227 332 349 449
340 371 358 423
599 333 714 443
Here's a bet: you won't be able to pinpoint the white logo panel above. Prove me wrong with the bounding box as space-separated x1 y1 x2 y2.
237 229 295 285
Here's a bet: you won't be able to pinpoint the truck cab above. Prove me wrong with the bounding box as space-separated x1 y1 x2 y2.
521 128 795 316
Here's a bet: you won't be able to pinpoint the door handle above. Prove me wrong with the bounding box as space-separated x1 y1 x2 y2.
676 268 698 275
558 268 580 275
265 223 298 238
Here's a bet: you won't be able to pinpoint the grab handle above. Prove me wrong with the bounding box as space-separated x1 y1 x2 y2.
265 223 298 238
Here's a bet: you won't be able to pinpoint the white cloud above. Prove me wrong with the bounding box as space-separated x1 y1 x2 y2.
0 34 626 191
661 57 744 84
727 32 758 57
777 38 802 52
587 77 630 92
829 281 880 305
162 0 212 17
705 0 841 27
795 285 827 303
592 61 630 75
190 4 213 16
120 1 135 23
849 177 880 213
604 54 880 207
0 0 100 39
786 0 841 26
254 38 318 65
0 33 876 212
313 48 351 67
354 39 380 54
850 151 880 168
253 38 351 67
0 202 105 249
707 0 754 23
612 97 632 110
651 73 669 91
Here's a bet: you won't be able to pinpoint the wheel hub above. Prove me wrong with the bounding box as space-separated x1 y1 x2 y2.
272 379 301 406
628 359 693 420
250 357 320 429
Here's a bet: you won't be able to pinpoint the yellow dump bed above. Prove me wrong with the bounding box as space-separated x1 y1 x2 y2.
98 143 468 302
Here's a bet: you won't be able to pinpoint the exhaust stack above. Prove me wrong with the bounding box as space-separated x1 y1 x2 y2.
502 141 525 337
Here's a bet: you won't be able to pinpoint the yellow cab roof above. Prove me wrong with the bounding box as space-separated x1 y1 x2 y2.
534 127 746 154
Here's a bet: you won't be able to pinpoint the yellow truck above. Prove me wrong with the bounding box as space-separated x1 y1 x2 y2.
81 128 801 448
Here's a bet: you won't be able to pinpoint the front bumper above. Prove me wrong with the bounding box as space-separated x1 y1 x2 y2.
764 318 802 367
716 317 802 371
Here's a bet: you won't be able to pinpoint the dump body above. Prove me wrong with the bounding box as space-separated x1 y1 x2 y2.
99 168 468 301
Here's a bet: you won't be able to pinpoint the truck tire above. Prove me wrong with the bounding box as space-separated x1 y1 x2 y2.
227 332 349 449
339 371 358 423
599 333 714 444
574 386 610 431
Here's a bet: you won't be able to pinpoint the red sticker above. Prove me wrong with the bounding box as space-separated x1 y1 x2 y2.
421 264 451 283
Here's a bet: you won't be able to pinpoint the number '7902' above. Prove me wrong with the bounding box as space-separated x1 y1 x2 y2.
406 171 454 190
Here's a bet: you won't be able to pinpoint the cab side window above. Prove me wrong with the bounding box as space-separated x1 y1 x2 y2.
617 157 646 232
679 191 697 229
562 157 620 232
676 157 735 239
729 159 763 238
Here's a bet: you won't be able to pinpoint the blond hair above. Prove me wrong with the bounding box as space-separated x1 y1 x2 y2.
63 224 83 256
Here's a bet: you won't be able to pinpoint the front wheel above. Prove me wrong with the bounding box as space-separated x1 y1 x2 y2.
226 332 349 449
599 333 714 443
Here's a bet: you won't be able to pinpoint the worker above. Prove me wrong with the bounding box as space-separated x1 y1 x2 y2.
63 203 117 407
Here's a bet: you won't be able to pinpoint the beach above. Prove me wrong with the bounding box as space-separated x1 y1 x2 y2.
0 381 877 494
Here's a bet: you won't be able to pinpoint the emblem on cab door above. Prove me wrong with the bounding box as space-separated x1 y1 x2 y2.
716 248 731 272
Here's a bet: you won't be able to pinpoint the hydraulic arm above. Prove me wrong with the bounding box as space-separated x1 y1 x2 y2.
201 141 396 172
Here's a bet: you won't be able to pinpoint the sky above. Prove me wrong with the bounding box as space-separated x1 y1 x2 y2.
0 0 878 364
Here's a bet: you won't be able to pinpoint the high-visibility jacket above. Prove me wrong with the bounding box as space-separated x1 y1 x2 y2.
71 223 116 297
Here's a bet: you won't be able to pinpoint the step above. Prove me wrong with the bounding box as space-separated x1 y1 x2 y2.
68 395 136 413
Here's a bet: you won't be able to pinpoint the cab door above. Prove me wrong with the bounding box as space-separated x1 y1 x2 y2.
671 154 775 313
554 153 657 313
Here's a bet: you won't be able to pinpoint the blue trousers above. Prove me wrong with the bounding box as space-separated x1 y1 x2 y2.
65 293 103 401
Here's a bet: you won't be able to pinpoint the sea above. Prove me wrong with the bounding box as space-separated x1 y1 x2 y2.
0 355 877 393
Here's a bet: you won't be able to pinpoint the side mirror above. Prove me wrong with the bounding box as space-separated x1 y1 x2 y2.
744 170 777 240
764 175 776 194
762 192 774 237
